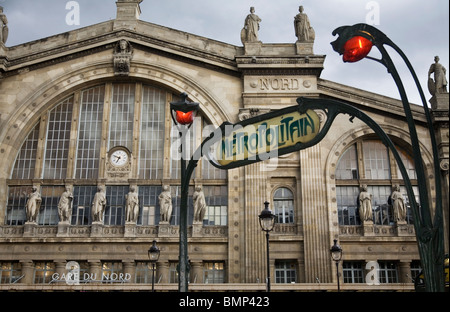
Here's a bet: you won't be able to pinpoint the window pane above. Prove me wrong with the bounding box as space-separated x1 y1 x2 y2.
0 262 21 284
34 262 55 284
39 186 64 225
11 123 40 179
203 262 225 283
343 261 365 283
104 186 128 225
273 188 294 224
6 186 29 225
138 186 162 225
337 186 360 225
72 186 97 225
369 186 392 225
109 84 135 151
75 85 105 179
396 148 417 180
203 186 228 226
43 97 73 179
275 261 297 283
363 141 390 179
139 86 165 179
336 144 358 180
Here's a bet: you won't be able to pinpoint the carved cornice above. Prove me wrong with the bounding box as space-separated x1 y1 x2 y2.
1 29 241 79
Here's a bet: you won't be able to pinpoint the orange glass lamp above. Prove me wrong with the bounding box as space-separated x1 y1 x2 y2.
331 24 375 63
341 35 373 62
170 92 199 128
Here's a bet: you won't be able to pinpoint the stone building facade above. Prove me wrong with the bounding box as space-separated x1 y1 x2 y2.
0 1 448 291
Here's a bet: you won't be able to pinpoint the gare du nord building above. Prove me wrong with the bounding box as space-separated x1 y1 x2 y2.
0 1 448 291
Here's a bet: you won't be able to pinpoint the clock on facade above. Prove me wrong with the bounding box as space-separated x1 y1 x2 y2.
109 148 129 167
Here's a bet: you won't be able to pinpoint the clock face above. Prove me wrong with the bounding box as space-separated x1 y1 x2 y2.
110 149 128 167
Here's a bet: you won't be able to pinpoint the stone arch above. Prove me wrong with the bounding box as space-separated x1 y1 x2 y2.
0 60 232 180
324 123 435 238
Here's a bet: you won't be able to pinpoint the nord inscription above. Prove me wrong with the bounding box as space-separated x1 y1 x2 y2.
251 78 312 91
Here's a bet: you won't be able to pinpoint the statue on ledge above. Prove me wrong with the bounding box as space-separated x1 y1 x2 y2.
294 5 315 42
428 56 448 95
241 7 261 44
0 6 8 45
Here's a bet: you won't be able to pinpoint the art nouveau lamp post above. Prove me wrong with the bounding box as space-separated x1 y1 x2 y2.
259 201 276 292
330 239 343 292
170 92 199 292
331 23 444 292
148 240 160 292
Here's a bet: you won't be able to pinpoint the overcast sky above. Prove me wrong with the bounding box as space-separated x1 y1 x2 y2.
1 0 449 105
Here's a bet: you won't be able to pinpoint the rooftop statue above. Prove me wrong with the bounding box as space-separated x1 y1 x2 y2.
0 6 8 45
294 5 315 42
428 56 448 95
241 7 262 44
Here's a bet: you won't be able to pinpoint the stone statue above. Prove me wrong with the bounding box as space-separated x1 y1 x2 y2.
159 185 172 223
113 39 133 76
358 185 373 222
428 56 448 95
390 185 406 222
241 7 261 44
58 185 73 223
193 186 207 223
91 185 106 223
294 5 315 42
125 186 139 223
25 187 41 223
0 6 8 45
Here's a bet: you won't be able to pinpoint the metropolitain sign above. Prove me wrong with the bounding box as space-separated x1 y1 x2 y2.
205 102 321 170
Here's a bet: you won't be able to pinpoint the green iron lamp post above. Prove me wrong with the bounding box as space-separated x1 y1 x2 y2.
331 23 444 292
170 92 199 292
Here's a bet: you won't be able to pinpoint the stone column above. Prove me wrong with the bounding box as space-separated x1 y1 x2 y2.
19 260 34 284
300 144 332 283
430 92 449 254
88 260 102 283
243 162 267 283
156 261 169 283
190 261 203 284
54 261 67 281
398 260 412 283
122 260 135 283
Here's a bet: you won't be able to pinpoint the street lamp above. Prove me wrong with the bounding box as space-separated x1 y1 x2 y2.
259 201 276 292
330 239 343 292
148 240 160 292
331 23 444 292
170 92 199 293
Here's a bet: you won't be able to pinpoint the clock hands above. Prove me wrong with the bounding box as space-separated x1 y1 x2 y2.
114 155 122 163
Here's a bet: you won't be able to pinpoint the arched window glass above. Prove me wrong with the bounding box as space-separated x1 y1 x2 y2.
75 85 105 179
139 85 165 179
6 82 227 227
335 140 418 227
363 141 390 179
273 187 294 224
109 83 135 151
336 144 358 180
43 97 73 179
11 123 40 179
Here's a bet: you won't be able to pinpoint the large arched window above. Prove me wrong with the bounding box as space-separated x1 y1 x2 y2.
335 139 418 226
6 82 227 227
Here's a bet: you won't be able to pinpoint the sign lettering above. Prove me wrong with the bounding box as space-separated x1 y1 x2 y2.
209 107 320 169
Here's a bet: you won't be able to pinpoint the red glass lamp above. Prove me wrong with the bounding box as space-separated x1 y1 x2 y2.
170 92 199 128
342 35 373 63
